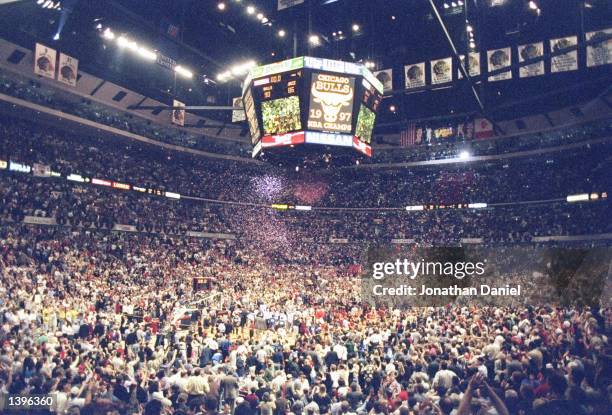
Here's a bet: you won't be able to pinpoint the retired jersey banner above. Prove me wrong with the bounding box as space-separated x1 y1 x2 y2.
373 69 393 94
431 57 452 85
518 42 544 77
487 48 512 81
586 29 611 67
458 52 481 79
550 36 578 73
171 99 185 126
34 43 56 79
404 63 425 89
231 97 246 122
58 53 78 86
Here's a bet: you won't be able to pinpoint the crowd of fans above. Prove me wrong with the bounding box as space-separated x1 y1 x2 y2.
0 113 610 415
1 116 610 245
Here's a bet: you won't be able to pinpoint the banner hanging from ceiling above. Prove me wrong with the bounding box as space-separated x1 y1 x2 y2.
231 97 246 122
550 36 578 73
431 57 453 85
373 69 393 94
518 42 544 77
171 99 185 126
33 43 56 79
404 62 426 89
487 47 512 81
586 29 611 67
458 52 481 79
57 53 78 86
278 0 304 10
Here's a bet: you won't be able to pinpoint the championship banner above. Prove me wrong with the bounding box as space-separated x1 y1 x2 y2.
373 69 393 94
434 126 454 140
404 62 426 89
518 42 544 78
171 99 185 126
487 47 512 81
231 97 246 122
34 43 57 79
550 36 578 73
431 57 452 85
278 0 304 10
586 29 611 67
58 53 78 86
458 52 481 79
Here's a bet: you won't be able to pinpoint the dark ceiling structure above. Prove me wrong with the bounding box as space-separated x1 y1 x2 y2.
0 0 610 128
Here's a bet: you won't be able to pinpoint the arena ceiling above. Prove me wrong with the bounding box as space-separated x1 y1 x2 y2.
0 0 609 126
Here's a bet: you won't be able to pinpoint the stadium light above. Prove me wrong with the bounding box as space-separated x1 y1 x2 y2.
352 24 360 32
53 33 60 40
217 60 256 81
117 36 129 47
246 5 255 14
566 194 589 202
278 29 286 37
528 1 538 10
103 28 115 40
175 65 194 78
137 46 157 61
256 12 264 20
459 150 471 160
217 2 226 10
443 2 450 8
309 35 320 46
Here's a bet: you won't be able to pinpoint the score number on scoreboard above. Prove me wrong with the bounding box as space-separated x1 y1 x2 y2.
307 72 355 133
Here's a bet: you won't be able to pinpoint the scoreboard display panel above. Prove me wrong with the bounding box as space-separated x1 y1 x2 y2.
307 72 355 134
354 79 383 144
251 69 303 137
243 57 384 157
243 88 260 144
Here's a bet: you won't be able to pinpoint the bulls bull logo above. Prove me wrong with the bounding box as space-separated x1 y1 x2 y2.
311 79 353 123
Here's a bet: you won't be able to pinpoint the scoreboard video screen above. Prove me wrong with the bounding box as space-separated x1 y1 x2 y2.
252 69 303 136
243 57 383 157
307 72 355 133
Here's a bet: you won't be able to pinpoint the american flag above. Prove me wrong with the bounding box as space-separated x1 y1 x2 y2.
400 122 420 147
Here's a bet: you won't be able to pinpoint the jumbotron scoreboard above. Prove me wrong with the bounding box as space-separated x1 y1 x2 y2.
242 57 384 158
